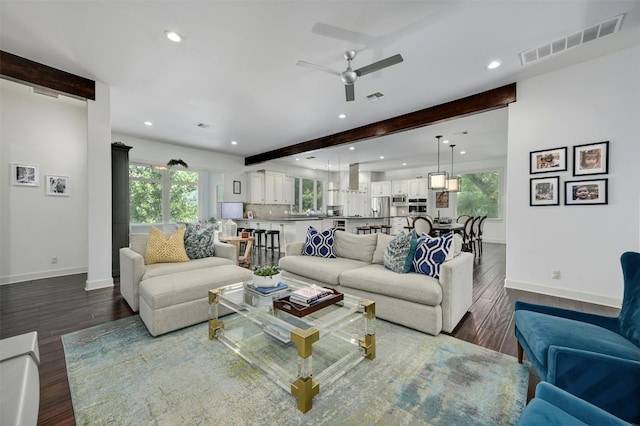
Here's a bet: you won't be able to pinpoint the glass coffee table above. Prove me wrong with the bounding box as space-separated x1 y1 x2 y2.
208 276 376 413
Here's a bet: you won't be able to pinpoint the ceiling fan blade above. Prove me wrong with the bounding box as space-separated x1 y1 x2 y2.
311 23 375 46
355 54 404 77
345 84 355 102
296 60 340 76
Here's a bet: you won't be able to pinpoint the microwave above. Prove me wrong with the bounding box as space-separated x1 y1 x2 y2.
392 194 408 206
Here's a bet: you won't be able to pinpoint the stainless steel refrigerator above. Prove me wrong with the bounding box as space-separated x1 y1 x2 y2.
371 196 391 219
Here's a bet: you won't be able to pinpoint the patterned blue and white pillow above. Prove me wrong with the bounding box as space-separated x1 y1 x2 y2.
412 232 453 278
182 222 216 260
303 226 336 258
383 231 417 274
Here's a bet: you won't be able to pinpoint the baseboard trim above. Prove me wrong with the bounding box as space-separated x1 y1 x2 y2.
85 277 114 291
504 279 621 308
0 267 87 285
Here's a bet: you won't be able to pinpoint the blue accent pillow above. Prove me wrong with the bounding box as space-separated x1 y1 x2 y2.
412 232 453 278
384 231 417 273
303 226 336 258
182 223 216 259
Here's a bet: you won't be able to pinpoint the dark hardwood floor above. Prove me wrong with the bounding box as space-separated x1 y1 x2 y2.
0 243 619 425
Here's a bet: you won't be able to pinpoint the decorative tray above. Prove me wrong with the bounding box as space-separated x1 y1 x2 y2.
273 289 344 318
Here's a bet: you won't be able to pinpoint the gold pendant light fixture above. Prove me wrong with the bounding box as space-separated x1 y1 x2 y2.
428 135 448 190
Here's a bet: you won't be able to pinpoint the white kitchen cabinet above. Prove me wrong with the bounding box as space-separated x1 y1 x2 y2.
391 217 407 235
246 172 265 204
283 177 294 205
408 179 428 198
392 180 408 195
371 181 391 196
264 171 285 204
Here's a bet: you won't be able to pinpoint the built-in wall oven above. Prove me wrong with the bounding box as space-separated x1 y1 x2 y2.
408 198 427 214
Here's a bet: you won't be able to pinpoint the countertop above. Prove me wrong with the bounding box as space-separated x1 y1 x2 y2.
235 216 401 222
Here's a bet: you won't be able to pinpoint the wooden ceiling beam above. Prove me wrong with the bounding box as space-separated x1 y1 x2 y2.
245 83 516 166
0 50 95 100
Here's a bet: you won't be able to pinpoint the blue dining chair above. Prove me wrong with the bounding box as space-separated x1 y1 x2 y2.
514 251 640 424
517 382 628 425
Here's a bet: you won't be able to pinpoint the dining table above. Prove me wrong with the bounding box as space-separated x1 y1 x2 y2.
431 222 464 234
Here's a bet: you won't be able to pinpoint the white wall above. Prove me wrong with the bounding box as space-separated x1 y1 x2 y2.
506 45 640 307
1 80 89 284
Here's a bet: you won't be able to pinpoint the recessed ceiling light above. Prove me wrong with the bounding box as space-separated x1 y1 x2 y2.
338 114 346 119
165 30 183 43
144 121 153 126
487 60 501 69
349 147 355 151
379 156 385 159
231 140 237 145
402 163 407 166
460 151 466 155
295 158 300 161
442 139 449 144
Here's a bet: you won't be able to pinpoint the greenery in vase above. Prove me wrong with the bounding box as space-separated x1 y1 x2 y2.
253 265 280 277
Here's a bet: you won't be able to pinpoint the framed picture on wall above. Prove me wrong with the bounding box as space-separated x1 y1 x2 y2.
565 179 608 205
573 141 609 176
45 175 70 196
435 191 449 208
233 180 241 194
530 176 560 206
12 163 39 186
529 147 567 174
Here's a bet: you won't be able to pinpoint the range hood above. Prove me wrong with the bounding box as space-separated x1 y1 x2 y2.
349 163 359 190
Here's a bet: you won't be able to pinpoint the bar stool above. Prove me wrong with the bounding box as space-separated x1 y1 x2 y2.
370 225 382 233
356 226 371 234
265 230 280 253
252 229 266 249
381 225 392 234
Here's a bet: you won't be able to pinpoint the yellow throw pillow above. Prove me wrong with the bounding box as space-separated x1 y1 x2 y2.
144 225 190 265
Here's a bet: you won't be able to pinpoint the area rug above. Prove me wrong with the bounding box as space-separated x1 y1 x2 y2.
62 316 529 425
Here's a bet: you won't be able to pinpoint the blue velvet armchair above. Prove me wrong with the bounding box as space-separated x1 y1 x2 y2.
518 382 628 425
514 251 640 424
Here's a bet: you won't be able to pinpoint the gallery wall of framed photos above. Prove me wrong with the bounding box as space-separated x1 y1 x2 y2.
529 141 609 207
11 162 71 197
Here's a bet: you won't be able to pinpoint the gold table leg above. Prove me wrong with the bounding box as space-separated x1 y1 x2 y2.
290 327 320 413
208 289 224 340
359 299 376 360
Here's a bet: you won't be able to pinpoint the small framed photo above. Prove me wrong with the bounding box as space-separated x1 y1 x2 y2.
573 141 609 176
247 211 254 219
12 163 39 186
46 175 70 196
233 180 241 194
435 191 449 208
530 147 567 174
565 179 608 205
530 176 560 206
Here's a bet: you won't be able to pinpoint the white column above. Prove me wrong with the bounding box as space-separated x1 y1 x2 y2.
85 81 113 291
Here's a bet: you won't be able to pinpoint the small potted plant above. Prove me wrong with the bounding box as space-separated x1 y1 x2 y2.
252 265 282 287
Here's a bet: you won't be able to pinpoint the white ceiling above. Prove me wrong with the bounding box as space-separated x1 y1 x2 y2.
2 1 639 172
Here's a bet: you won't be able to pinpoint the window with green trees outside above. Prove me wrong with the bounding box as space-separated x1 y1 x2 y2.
456 170 500 219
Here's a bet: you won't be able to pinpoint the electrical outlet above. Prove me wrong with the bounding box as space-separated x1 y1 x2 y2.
551 270 560 279
51 256 58 264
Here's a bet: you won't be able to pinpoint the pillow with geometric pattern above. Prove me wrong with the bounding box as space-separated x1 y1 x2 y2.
412 232 453 278
302 226 336 258
144 225 190 265
383 231 417 273
182 222 216 259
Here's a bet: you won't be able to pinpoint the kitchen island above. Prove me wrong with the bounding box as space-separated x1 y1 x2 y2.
233 216 395 252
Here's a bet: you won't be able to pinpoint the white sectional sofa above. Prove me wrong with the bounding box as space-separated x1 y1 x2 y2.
0 331 40 426
278 231 473 336
120 233 253 336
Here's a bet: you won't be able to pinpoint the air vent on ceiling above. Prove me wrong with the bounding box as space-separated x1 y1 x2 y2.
305 156 316 160
519 13 624 65
196 122 211 129
366 92 385 102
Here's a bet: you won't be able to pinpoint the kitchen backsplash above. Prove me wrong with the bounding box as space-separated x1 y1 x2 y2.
245 204 290 218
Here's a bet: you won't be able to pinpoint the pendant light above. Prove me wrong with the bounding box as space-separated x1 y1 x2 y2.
428 135 448 189
446 144 460 192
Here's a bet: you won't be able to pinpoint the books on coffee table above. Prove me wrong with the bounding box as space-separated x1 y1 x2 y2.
245 282 288 295
289 286 334 306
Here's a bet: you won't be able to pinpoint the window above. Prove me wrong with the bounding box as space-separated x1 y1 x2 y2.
129 164 200 224
291 177 325 214
457 170 501 219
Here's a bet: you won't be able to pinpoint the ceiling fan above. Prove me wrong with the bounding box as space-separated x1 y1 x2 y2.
297 50 403 102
